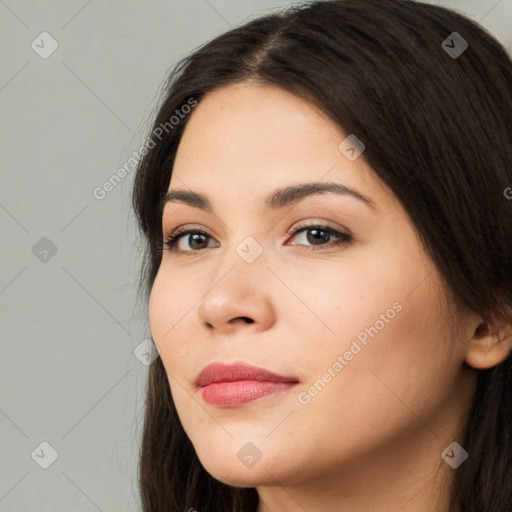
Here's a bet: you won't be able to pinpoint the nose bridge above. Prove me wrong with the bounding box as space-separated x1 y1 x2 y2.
212 231 268 290
216 205 269 267
233 232 266 266
196 228 274 330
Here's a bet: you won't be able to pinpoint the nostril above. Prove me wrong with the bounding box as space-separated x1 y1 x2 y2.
238 317 254 324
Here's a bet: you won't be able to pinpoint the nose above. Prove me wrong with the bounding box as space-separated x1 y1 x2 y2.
197 259 276 334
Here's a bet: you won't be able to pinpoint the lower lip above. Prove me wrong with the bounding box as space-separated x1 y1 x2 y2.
200 380 298 407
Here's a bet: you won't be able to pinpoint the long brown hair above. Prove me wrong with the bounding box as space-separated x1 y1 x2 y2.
131 1 512 510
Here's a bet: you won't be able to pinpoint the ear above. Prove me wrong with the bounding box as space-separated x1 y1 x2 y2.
465 312 512 370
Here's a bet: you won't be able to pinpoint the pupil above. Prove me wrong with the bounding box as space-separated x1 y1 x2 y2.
308 228 329 245
190 233 206 249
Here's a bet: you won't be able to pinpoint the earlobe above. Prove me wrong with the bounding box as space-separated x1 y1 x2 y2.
465 318 512 370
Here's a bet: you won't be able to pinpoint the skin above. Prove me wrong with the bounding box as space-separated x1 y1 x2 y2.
148 81 512 512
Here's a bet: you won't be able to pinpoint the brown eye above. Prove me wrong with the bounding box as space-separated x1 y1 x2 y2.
286 224 352 250
164 229 215 253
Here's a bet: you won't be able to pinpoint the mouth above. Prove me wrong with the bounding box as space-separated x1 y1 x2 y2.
195 361 300 408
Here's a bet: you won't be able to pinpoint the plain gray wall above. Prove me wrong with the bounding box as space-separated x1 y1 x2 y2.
1 1 510 510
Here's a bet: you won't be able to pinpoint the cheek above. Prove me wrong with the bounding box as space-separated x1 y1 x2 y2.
294 246 451 388
287 255 404 353
293 286 454 460
148 270 197 364
327 275 453 415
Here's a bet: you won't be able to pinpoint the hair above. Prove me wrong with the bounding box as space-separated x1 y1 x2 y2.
131 0 512 510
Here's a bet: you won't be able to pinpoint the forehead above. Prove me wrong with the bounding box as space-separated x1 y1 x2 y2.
169 82 394 214
177 82 340 155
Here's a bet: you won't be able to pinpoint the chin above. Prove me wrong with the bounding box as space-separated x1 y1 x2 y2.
194 447 280 487
205 463 275 488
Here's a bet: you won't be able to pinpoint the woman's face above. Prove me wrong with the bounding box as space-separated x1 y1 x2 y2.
148 82 476 495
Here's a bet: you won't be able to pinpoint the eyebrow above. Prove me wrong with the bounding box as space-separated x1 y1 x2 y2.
160 181 377 215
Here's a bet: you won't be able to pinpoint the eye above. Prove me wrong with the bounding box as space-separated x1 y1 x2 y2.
285 223 351 250
162 223 352 255
163 228 216 254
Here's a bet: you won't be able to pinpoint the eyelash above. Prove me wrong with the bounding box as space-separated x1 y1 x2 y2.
162 222 352 255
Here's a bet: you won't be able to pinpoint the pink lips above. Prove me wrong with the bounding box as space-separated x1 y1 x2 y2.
195 361 299 408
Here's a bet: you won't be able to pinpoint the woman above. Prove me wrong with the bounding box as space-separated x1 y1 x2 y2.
132 0 512 510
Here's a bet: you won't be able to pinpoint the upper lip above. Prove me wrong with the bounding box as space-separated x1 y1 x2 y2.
195 361 299 387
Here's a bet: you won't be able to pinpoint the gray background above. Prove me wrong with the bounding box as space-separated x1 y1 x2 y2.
1 1 510 510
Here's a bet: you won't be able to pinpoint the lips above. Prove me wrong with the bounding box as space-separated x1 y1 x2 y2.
195 361 298 386
195 361 299 408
